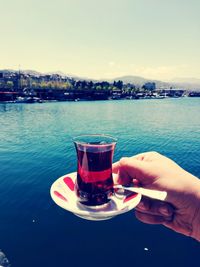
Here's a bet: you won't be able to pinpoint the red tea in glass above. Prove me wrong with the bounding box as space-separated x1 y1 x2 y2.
73 134 117 206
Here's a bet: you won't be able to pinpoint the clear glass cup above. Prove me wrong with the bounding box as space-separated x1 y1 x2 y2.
73 134 117 206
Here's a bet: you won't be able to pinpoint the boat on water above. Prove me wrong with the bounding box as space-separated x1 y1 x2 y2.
15 96 41 103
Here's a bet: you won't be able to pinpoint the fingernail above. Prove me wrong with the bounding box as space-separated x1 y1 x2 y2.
137 201 147 211
159 206 170 216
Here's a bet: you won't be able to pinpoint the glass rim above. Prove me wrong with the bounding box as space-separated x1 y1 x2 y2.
72 134 117 145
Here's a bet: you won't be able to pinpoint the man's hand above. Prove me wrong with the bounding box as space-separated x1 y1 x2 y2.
113 152 200 241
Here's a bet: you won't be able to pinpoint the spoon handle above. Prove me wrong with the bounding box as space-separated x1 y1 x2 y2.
114 185 167 201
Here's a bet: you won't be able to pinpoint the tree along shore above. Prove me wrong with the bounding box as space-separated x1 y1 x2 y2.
0 72 199 102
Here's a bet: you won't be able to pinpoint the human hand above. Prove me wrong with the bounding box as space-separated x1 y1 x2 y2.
113 152 200 241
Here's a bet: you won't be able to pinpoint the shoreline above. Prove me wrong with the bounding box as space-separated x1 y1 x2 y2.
0 95 199 104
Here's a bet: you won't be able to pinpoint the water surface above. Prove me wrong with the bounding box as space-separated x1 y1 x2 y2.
0 98 200 267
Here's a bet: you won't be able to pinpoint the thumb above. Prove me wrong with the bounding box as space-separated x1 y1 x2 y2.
118 157 156 185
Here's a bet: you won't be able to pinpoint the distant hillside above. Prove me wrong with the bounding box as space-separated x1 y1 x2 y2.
1 69 200 90
170 77 200 84
169 77 200 90
110 75 200 90
108 75 167 87
1 69 43 76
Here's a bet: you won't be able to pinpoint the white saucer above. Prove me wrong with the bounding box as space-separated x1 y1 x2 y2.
50 172 141 221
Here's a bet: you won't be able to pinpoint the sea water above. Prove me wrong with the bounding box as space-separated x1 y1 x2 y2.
0 98 200 267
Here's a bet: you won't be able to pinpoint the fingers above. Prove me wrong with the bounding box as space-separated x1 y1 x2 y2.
113 156 154 185
130 151 161 162
117 157 154 185
135 197 174 225
135 211 170 224
136 197 174 217
112 151 162 185
112 161 119 174
112 160 133 185
112 152 151 174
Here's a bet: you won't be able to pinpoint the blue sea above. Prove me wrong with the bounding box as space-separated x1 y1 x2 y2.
0 98 200 267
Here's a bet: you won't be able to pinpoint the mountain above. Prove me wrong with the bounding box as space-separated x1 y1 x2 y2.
168 77 200 90
110 75 200 90
0 69 43 76
21 70 43 76
1 69 200 90
46 70 70 77
108 75 149 84
170 77 200 84
109 75 170 88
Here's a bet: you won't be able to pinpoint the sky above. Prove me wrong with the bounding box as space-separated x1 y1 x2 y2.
0 0 200 80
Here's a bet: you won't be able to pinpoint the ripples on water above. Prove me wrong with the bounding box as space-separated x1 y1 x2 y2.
0 98 200 267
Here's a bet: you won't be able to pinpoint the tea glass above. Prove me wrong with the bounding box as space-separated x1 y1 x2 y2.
73 134 117 206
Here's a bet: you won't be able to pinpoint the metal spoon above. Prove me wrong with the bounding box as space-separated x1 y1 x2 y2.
114 185 167 201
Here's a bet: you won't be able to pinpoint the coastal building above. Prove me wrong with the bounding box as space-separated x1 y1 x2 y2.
157 88 185 97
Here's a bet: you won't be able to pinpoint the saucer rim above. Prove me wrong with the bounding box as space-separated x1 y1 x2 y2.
50 172 141 218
